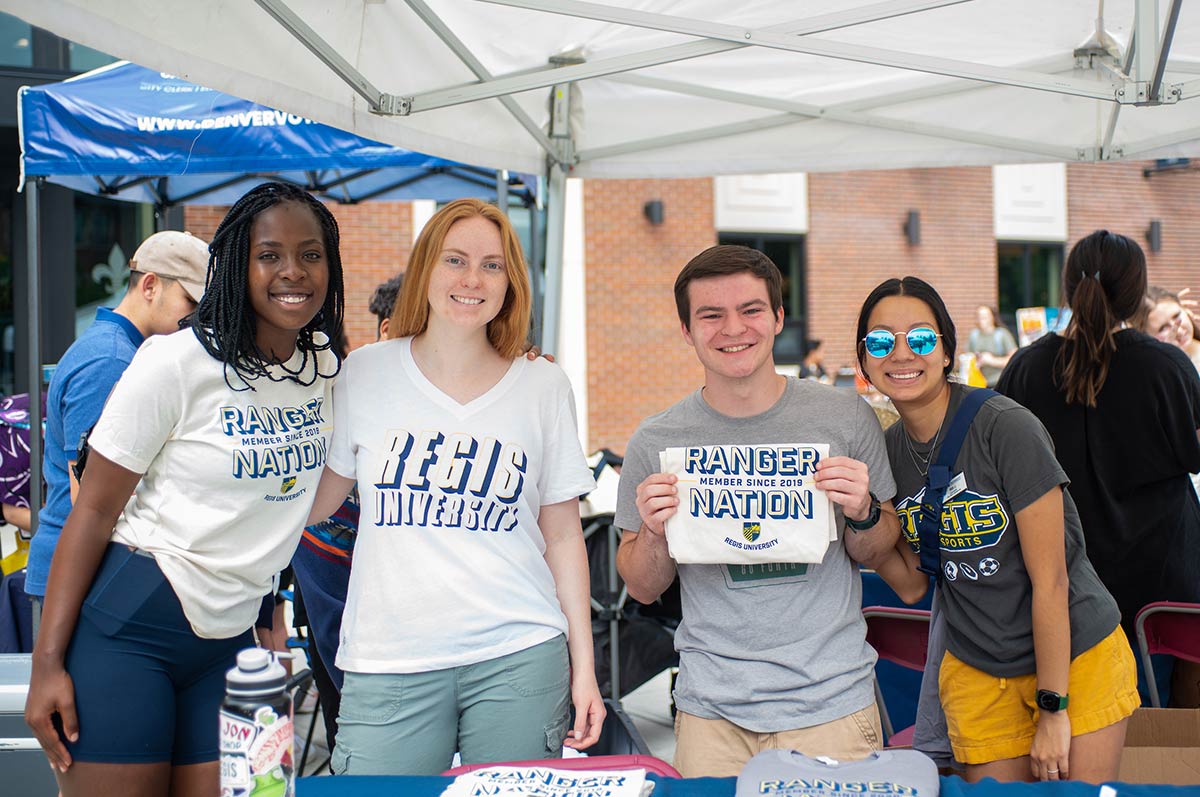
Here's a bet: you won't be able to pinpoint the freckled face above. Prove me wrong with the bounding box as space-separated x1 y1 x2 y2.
426 216 509 332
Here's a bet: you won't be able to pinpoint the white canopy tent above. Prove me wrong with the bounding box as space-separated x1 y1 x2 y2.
6 0 1199 356
6 0 1199 355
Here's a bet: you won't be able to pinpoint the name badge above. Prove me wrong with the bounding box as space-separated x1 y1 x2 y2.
944 472 967 501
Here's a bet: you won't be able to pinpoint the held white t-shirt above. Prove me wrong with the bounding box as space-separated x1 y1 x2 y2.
327 337 596 674
88 330 335 639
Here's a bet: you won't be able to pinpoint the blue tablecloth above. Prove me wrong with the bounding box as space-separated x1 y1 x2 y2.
297 773 1200 797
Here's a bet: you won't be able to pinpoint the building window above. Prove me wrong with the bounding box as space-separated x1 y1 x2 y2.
74 196 152 339
716 232 806 364
0 14 32 67
997 242 1064 331
69 41 116 72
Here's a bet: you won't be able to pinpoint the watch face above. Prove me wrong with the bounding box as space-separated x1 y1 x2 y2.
1037 691 1065 711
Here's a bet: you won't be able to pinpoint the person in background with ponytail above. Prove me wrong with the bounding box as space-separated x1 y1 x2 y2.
998 230 1200 705
25 182 343 797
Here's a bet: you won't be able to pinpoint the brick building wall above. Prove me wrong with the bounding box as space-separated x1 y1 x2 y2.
184 163 1200 458
184 200 414 350
807 167 996 375
583 178 715 454
1066 161 1200 292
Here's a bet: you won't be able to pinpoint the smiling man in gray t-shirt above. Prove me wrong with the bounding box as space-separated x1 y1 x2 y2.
615 245 901 778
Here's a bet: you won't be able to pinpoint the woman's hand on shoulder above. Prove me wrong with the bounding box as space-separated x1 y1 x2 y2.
563 669 606 750
523 344 555 363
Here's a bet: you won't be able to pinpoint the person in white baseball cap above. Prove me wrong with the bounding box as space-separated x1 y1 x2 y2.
25 230 210 623
127 229 210 305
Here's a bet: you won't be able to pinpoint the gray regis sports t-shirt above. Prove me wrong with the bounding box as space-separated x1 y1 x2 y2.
615 378 897 732
886 384 1119 676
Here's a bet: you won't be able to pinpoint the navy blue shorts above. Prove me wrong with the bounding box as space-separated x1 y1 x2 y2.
62 544 253 764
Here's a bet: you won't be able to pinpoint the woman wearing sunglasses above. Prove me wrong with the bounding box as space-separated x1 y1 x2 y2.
857 277 1136 784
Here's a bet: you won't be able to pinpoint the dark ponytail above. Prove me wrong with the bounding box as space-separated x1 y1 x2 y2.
1056 230 1147 406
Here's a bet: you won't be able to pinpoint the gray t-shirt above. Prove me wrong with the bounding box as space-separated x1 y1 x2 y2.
887 384 1119 676
616 378 897 731
736 749 940 797
968 327 1017 387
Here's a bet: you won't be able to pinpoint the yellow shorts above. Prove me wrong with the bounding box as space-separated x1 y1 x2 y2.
938 625 1139 765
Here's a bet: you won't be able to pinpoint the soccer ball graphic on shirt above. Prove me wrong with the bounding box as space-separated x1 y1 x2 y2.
979 557 1000 576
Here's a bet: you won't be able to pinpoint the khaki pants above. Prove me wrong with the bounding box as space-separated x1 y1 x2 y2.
673 704 882 778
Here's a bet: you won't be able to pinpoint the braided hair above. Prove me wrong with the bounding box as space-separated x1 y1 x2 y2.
192 182 345 390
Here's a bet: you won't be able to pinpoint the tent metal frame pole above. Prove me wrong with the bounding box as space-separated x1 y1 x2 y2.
1133 0 1159 86
529 192 543 348
542 71 574 356
404 0 558 157
496 169 509 215
406 0 971 113
254 0 403 114
1179 78 1200 100
1150 0 1183 100
1103 10 1144 157
482 0 1125 103
542 164 567 356
26 177 42 537
580 73 1081 163
1114 125 1200 158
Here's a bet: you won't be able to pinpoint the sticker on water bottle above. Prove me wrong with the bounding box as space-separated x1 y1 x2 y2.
220 706 293 796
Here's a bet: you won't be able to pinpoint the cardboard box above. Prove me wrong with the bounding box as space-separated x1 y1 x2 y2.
1118 707 1200 785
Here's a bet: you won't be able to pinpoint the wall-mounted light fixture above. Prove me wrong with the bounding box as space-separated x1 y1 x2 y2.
903 210 920 245
644 200 665 226
1146 219 1162 253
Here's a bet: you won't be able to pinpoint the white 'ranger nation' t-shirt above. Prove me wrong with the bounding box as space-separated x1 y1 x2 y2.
327 336 596 674
88 328 336 639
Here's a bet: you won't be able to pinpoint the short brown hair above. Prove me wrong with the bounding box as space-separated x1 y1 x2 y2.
390 199 532 359
673 245 783 328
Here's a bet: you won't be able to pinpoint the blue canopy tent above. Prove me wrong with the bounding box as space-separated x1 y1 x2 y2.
16 62 538 531
18 61 535 208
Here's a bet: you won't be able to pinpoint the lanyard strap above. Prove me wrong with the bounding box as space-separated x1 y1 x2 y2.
915 388 997 579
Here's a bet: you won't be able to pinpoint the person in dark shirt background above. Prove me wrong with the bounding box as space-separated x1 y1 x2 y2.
998 230 1200 707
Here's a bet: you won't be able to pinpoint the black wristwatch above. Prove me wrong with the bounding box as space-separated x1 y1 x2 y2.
845 492 882 532
1036 689 1069 713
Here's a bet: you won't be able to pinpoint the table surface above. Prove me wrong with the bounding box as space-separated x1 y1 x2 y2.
296 773 1200 797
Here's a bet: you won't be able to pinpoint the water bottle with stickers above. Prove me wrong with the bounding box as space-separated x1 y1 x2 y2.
220 648 294 797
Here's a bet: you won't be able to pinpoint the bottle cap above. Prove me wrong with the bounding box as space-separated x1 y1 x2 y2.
225 647 288 697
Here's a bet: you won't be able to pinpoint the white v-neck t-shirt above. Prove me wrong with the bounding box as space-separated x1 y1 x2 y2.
327 336 595 673
88 329 336 639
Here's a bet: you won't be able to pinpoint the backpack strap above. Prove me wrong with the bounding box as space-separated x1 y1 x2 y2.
916 388 998 579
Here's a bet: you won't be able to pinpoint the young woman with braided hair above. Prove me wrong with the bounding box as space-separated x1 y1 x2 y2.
26 181 343 797
998 230 1200 704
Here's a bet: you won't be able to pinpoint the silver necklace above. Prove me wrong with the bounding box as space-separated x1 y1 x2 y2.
904 412 946 478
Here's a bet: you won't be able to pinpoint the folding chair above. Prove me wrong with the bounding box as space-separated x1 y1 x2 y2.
1134 601 1200 708
862 606 931 746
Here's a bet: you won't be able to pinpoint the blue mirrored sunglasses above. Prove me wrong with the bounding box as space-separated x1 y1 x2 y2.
862 327 942 358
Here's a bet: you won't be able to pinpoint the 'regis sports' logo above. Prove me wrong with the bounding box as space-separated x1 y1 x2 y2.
743 522 761 542
894 487 1010 552
280 476 297 494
